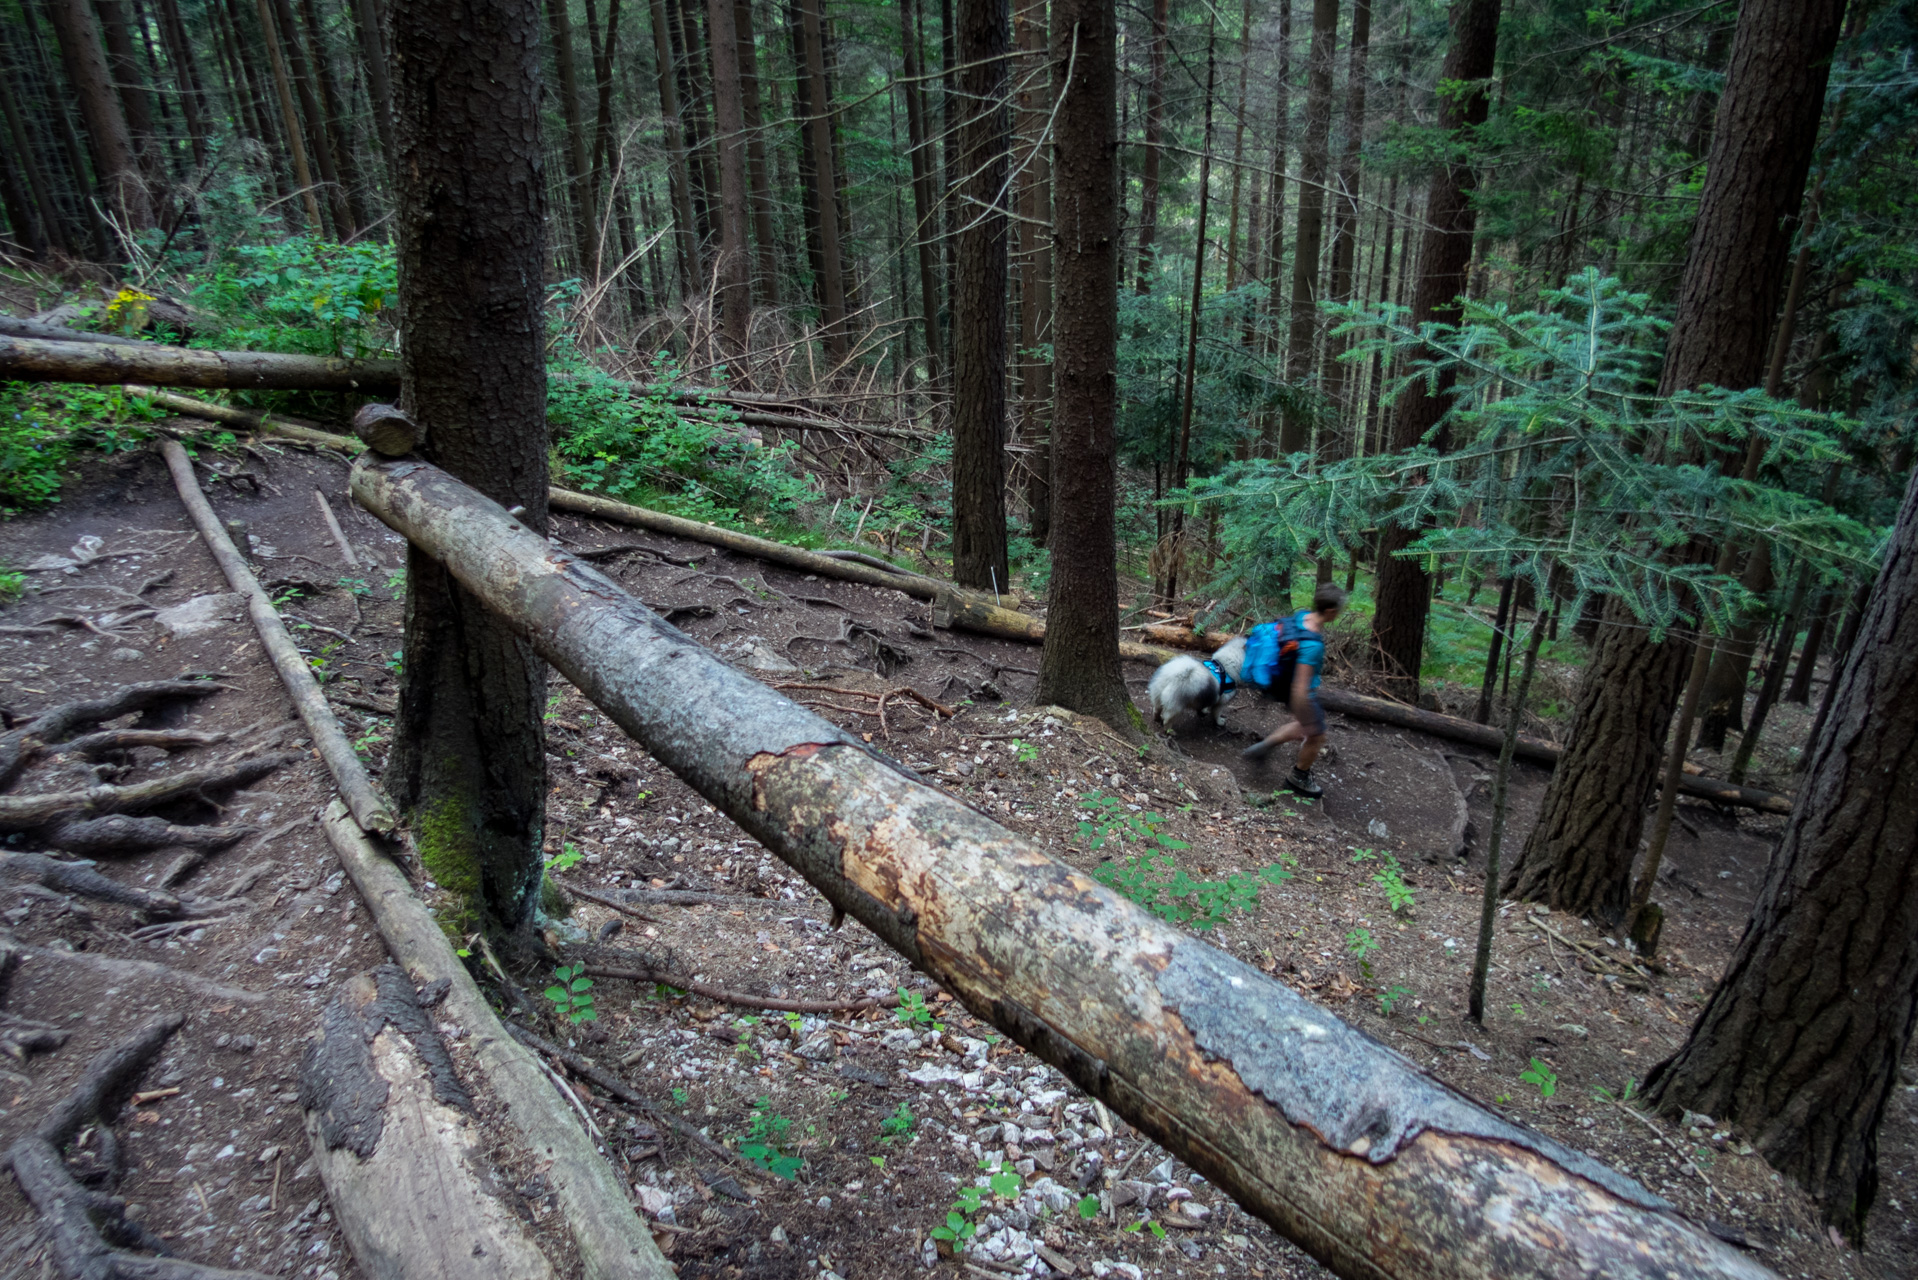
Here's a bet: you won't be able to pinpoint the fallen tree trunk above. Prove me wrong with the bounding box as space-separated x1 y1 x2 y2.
160 439 395 833
1 335 400 394
320 804 673 1280
352 454 1775 1280
1314 688 1794 816
302 967 556 1280
0 314 152 346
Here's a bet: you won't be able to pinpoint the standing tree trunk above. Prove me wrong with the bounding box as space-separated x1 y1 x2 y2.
92 0 161 196
1035 0 1129 732
902 0 943 386
734 0 780 308
300 0 373 232
545 0 598 274
1787 592 1834 704
154 0 210 167
1014 0 1051 544
796 0 849 363
254 0 324 230
45 0 152 230
1695 543 1775 751
949 0 1011 591
648 0 701 294
387 0 551 936
1365 0 1499 698
1320 0 1371 449
1277 0 1339 455
705 0 752 363
350 0 398 178
1132 0 1168 291
1645 466 1918 1244
1504 0 1847 923
269 0 352 234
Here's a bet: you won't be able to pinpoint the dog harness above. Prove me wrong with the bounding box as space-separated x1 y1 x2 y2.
1202 660 1235 697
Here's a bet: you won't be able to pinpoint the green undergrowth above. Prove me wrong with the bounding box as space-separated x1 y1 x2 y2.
1075 791 1294 930
0 383 167 513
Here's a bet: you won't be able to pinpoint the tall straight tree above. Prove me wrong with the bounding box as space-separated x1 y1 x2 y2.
299 0 372 229
1365 0 1499 696
387 0 552 935
1504 0 1848 923
45 0 152 230
1132 0 1168 290
950 0 1011 590
545 0 597 270
253 0 323 229
648 0 702 293
901 0 943 384
706 0 752 360
1645 465 1918 1244
1014 0 1052 544
1320 0 1371 443
268 0 352 234
350 0 398 176
1035 0 1131 730
795 0 849 362
734 0 780 307
1278 0 1339 455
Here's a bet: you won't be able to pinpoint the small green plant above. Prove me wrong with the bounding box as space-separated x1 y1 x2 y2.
1011 738 1039 764
1510 1000 1526 1018
1593 1077 1638 1104
893 988 943 1032
879 1102 916 1143
1079 793 1289 930
337 576 370 597
351 725 388 759
931 1184 987 1252
270 585 305 608
1122 1216 1168 1239
546 842 583 873
544 692 565 721
0 565 23 599
738 1097 803 1180
1075 1194 1100 1219
544 963 597 1024
1371 854 1416 914
384 648 404 675
1351 848 1378 863
1376 984 1412 1016
1345 927 1379 980
671 1087 689 1107
1519 1057 1559 1100
384 569 407 599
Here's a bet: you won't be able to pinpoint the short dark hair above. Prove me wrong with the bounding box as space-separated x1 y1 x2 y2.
1313 583 1348 614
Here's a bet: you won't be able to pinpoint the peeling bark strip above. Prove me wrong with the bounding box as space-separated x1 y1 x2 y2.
0 335 400 393
300 969 551 1280
352 455 1775 1280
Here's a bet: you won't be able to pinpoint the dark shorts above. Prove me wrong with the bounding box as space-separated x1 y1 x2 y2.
1298 691 1327 737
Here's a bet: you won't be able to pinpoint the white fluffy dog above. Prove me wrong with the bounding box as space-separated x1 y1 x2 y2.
1148 636 1246 730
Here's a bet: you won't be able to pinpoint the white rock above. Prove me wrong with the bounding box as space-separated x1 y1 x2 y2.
156 593 243 638
905 1064 963 1086
635 1185 672 1216
738 640 798 672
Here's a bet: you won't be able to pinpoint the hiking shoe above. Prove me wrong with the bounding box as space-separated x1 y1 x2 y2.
1284 767 1323 799
1241 739 1275 761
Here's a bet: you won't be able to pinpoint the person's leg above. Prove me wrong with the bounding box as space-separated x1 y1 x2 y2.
1296 733 1326 771
1241 717 1306 760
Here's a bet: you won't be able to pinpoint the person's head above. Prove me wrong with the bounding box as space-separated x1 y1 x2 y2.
1312 582 1347 621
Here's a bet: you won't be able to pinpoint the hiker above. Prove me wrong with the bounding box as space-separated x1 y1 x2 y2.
1240 582 1346 798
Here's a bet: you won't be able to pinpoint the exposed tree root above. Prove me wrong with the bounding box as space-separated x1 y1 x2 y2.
12 945 266 1004
0 854 227 920
46 816 254 857
4 1013 274 1280
0 681 228 790
0 751 299 831
54 731 230 760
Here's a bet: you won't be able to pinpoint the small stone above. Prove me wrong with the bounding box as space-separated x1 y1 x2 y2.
816 1196 832 1210
156 593 243 639
769 1225 788 1245
110 648 143 662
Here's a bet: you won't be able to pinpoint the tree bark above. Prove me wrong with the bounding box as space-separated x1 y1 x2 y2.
269 0 351 234
1014 0 1051 543
1132 0 1168 290
1034 0 1131 730
902 0 943 385
705 0 752 362
1645 467 1918 1244
44 0 152 229
0 333 400 391
949 0 1011 591
796 0 849 362
734 0 780 307
299 0 372 231
351 451 1776 1280
350 0 398 178
647 0 701 293
91 0 161 196
154 0 210 166
1695 543 1774 751
1278 0 1339 455
1365 0 1499 698
545 0 598 273
387 0 551 935
254 0 324 230
1321 0 1371 446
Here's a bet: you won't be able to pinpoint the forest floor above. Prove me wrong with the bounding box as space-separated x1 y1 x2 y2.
0 432 1910 1280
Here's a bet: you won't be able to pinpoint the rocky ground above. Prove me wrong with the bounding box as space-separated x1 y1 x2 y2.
0 433 1910 1280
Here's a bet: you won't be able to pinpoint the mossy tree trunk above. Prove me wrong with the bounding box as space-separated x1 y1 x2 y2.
386 0 551 936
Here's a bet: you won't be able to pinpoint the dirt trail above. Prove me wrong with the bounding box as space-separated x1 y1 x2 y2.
0 436 1908 1279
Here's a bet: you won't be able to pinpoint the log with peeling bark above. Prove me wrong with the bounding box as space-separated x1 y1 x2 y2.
0 335 401 393
319 804 673 1280
302 967 556 1280
5 1013 275 1280
159 440 395 833
351 454 1775 1280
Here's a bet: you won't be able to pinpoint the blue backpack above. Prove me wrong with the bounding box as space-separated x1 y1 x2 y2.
1243 614 1307 693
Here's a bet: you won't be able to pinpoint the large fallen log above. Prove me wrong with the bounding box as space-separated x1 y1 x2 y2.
352 454 1774 1280
0 315 152 346
302 966 555 1280
1314 688 1794 816
0 335 400 393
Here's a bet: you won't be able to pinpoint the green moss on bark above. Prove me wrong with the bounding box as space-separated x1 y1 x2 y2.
413 792 483 936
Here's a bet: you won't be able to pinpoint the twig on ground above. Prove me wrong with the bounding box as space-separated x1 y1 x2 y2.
54 729 229 758
128 917 232 942
556 880 661 923
278 614 354 643
1604 1095 1717 1202
0 853 225 920
580 961 901 1014
313 489 358 569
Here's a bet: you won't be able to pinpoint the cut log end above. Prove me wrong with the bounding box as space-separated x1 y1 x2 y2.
351 404 422 457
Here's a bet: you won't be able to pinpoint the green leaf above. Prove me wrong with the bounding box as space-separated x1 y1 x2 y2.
1076 1195 1100 1219
543 986 568 1002
570 976 594 993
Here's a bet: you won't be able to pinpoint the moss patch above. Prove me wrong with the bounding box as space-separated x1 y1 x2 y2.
412 791 484 937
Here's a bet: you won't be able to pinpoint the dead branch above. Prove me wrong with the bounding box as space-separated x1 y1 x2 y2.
48 816 253 857
0 680 227 789
581 961 900 1014
311 490 359 568
0 751 298 831
555 880 660 924
54 730 229 759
